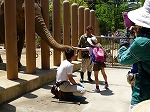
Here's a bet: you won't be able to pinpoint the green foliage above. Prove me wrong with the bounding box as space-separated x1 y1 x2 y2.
95 0 142 35
48 0 142 36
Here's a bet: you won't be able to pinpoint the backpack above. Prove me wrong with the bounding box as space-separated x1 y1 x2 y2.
51 84 74 100
51 84 59 99
91 47 105 63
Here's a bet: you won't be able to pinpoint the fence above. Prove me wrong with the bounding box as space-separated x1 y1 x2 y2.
97 36 134 67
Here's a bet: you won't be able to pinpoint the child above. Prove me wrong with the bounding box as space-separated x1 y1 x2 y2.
74 36 109 93
56 48 86 98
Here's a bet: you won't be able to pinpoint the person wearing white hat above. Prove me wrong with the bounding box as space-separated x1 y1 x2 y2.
118 0 150 110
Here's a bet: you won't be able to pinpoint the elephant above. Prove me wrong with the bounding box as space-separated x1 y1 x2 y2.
0 0 71 67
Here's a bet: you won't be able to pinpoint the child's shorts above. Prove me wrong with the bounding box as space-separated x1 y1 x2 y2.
93 62 106 71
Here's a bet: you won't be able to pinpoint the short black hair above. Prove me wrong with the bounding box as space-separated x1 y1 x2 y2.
65 48 74 60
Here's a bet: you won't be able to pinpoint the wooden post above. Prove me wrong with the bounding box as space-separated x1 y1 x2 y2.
53 0 61 66
63 0 70 60
90 10 95 34
25 0 36 74
78 6 85 59
78 6 84 38
4 0 18 79
71 3 78 60
41 0 50 69
84 8 90 32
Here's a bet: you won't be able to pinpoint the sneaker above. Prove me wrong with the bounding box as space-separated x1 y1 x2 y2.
93 88 100 93
105 82 109 89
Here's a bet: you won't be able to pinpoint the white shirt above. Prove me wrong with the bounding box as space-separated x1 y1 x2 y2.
86 47 93 55
56 60 73 82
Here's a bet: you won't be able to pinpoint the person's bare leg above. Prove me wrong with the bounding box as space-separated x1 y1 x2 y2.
101 68 108 88
94 71 99 87
101 68 107 82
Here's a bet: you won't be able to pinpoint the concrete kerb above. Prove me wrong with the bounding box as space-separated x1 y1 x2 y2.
0 60 81 105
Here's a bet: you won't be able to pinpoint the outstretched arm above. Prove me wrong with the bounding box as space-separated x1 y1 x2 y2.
73 46 88 51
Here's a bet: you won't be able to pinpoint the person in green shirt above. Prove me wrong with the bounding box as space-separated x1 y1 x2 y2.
76 26 94 82
118 0 150 110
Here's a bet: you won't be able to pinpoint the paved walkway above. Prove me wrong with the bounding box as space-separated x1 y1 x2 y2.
0 47 132 112
0 67 132 112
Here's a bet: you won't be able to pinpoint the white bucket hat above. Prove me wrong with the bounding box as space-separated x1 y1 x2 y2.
128 0 150 28
132 100 150 112
87 36 98 46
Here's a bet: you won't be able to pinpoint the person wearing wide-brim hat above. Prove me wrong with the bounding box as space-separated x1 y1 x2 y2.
88 36 109 92
118 0 150 111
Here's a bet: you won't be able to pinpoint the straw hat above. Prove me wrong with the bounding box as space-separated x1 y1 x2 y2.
128 0 150 28
132 100 150 112
87 36 98 46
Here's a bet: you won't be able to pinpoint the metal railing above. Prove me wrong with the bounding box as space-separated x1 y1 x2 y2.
97 36 134 67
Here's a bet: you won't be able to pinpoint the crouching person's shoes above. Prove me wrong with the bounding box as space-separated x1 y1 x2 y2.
59 92 74 101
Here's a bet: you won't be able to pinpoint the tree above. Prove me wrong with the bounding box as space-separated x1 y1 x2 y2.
95 0 142 35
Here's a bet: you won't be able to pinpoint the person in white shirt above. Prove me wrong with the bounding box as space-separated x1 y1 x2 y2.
56 48 86 97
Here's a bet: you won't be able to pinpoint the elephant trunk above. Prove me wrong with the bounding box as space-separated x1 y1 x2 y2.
35 4 71 51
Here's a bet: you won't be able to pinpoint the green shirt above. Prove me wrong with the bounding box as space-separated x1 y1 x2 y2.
118 36 150 104
78 34 92 48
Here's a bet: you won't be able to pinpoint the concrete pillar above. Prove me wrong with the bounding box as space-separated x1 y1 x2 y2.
25 0 36 74
62 0 70 60
53 0 61 66
84 8 90 32
78 6 84 59
90 9 95 34
41 0 50 69
4 0 18 79
71 3 78 60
